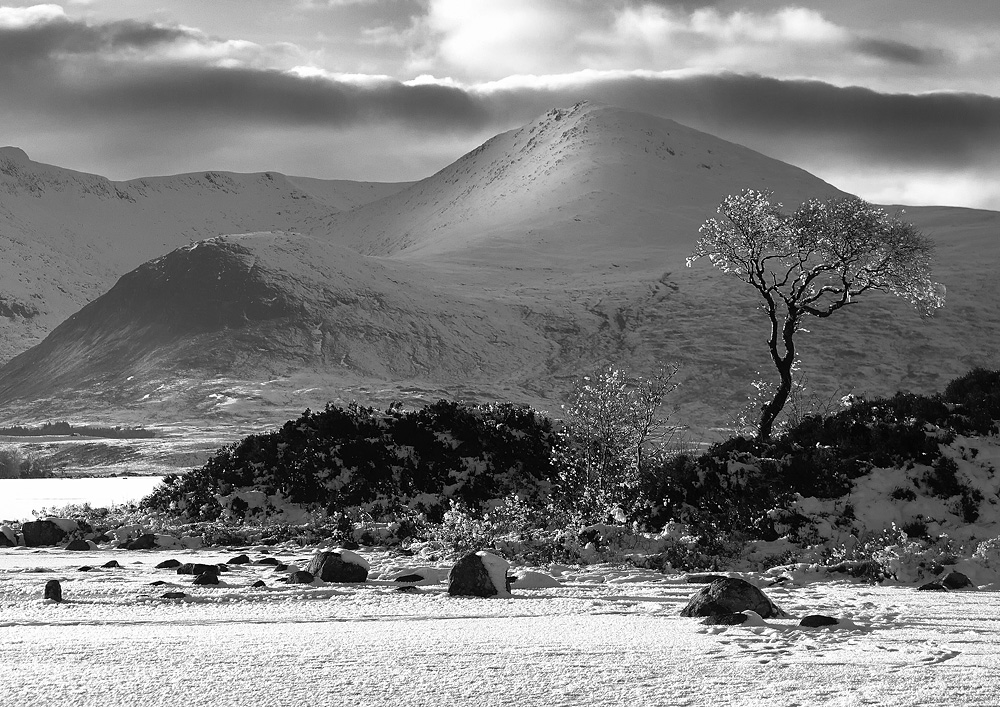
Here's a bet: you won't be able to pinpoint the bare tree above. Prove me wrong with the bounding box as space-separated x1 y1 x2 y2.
687 189 945 440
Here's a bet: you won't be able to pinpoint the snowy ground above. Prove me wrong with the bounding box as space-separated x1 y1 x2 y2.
2 545 998 706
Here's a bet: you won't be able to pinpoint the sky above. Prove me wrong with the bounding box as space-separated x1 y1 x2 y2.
1 1 998 209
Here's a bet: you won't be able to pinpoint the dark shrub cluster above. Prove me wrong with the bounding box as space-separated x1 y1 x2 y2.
636 369 1000 544
143 401 557 522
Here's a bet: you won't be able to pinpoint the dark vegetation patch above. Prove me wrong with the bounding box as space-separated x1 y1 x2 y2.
129 368 1000 571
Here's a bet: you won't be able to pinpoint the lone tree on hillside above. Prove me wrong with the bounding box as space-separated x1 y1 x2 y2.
687 189 945 441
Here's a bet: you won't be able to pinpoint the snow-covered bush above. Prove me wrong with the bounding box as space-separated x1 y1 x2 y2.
143 400 558 522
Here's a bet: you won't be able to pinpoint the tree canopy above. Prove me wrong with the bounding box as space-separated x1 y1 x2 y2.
687 189 945 439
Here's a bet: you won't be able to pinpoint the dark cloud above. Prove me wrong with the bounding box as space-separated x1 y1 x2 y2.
60 66 490 130
0 15 196 66
852 38 947 66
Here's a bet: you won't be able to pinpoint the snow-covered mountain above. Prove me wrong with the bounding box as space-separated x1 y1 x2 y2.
308 103 845 262
0 146 409 361
0 104 996 437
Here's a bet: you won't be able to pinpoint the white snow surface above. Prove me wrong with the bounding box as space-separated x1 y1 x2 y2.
1 546 998 706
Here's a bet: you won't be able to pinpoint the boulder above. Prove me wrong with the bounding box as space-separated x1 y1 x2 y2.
65 539 90 551
0 526 16 547
800 615 839 627
227 554 251 565
917 580 948 591
941 570 974 590
102 560 121 569
250 580 267 588
680 578 785 619
156 559 182 569
288 570 314 584
124 534 157 550
78 566 93 572
22 520 67 547
447 551 512 598
702 612 748 626
44 579 63 602
192 573 219 586
176 563 220 576
306 550 369 583
254 557 281 566
161 591 186 599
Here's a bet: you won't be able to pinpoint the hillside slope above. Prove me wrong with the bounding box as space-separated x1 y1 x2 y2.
0 105 996 440
0 147 408 361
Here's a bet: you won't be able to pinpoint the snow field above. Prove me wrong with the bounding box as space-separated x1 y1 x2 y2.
1 546 998 706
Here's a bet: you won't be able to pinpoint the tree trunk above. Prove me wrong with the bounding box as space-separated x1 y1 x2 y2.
758 306 798 441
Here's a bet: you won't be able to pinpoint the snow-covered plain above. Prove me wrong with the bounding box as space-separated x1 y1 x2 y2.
2 545 998 706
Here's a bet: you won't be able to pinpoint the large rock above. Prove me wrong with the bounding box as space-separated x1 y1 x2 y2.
176 563 221 576
44 579 63 602
306 550 369 583
680 577 785 619
0 525 16 546
65 538 90 551
448 551 512 598
124 534 158 550
21 520 68 547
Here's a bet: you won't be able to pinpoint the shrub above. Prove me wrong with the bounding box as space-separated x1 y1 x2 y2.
143 400 559 522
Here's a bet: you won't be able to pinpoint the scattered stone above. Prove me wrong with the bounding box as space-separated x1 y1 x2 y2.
394 573 425 584
448 551 511 598
800 614 840 628
22 520 68 547
161 591 186 599
702 612 748 626
78 566 93 572
941 571 974 590
156 559 182 569
193 573 219 585
306 550 369 583
288 570 314 584
44 579 63 602
102 560 121 569
149 580 168 586
686 573 728 584
395 585 422 593
64 538 90 551
917 580 948 591
680 577 786 619
254 557 281 566
124 534 158 551
273 563 289 572
176 563 220 576
227 554 251 565
250 580 266 588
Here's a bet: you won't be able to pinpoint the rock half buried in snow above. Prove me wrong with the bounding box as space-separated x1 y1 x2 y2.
64 538 90 551
680 577 785 619
22 520 68 547
306 549 369 583
448 551 512 598
44 579 63 602
702 612 748 626
799 614 839 628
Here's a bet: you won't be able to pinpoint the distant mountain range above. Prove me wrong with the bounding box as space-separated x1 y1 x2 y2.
1 103 997 438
